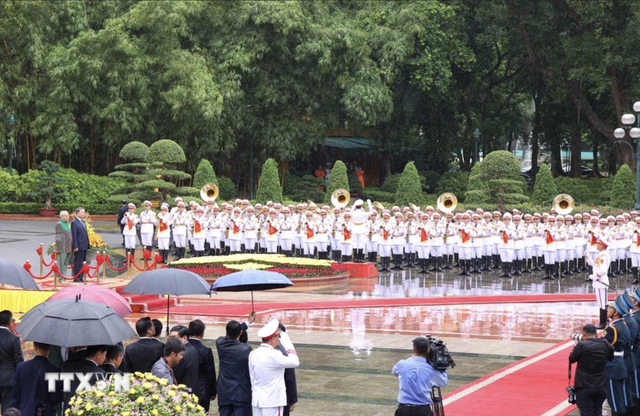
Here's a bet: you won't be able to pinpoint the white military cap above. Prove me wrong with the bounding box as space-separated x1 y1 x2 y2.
258 319 280 340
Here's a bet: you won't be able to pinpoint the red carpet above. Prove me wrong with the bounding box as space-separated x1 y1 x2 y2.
442 340 576 416
150 292 615 317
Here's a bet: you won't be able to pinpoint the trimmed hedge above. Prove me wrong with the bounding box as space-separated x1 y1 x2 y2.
324 160 349 203
611 164 636 209
0 202 121 215
193 159 218 189
531 164 556 205
255 158 283 204
396 161 425 206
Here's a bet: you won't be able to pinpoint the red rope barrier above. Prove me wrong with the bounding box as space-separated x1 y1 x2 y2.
55 263 91 281
42 252 56 267
104 254 129 271
128 254 148 272
23 262 54 280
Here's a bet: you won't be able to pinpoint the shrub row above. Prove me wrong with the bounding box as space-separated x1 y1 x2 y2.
0 202 121 215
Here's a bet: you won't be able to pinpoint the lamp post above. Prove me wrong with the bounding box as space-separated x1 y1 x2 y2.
6 114 16 175
472 128 482 165
613 102 640 210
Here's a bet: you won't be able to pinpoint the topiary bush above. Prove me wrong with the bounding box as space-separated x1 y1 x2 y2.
324 160 349 203
531 164 557 205
255 158 283 204
478 151 528 211
119 141 149 161
396 161 425 206
193 159 218 189
380 173 401 193
464 162 491 205
218 176 236 201
147 139 186 164
554 177 589 204
348 173 363 194
420 171 442 194
611 164 636 208
283 173 325 202
437 171 470 196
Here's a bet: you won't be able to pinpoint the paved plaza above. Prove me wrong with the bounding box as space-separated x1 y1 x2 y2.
4 220 626 415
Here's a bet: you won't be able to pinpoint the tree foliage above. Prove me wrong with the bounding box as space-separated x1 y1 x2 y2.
193 159 218 190
531 164 556 205
611 164 636 209
255 158 283 204
324 160 349 204
474 151 528 211
396 162 425 206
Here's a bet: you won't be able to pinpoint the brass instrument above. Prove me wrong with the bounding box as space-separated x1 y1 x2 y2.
409 203 420 213
437 193 457 214
200 183 219 202
373 201 385 212
552 194 574 215
331 188 350 208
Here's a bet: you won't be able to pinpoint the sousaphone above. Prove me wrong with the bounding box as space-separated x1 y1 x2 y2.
331 188 350 208
200 183 219 203
437 193 457 214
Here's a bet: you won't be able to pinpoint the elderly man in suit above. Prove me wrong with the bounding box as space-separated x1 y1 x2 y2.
11 342 62 416
123 318 164 373
189 319 217 412
70 207 89 282
0 311 23 413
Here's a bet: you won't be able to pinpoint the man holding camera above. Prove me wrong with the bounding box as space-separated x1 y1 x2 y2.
569 323 613 416
392 337 448 416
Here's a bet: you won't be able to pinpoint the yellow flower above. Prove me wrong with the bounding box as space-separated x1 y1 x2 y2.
182 392 189 398
95 391 105 398
108 392 116 396
75 398 83 406
168 390 176 397
146 374 153 380
123 413 130 416
158 379 168 386
152 411 158 416
197 405 203 411
85 404 92 411
134 371 144 377
65 410 70 415
193 395 199 402
129 388 137 395
175 406 181 411
69 398 75 406
178 383 186 389
152 394 160 401
136 396 145 404
171 385 179 390
77 411 84 416
187 402 195 409
144 382 153 389
112 400 119 406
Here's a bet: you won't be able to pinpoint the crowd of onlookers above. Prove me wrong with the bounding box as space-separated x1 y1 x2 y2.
0 310 298 416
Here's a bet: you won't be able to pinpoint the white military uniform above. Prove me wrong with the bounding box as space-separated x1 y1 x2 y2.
139 206 157 249
249 320 300 416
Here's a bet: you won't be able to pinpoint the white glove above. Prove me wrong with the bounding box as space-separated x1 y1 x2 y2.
280 331 295 352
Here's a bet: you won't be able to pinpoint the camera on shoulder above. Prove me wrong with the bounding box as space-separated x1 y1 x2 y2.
424 334 456 371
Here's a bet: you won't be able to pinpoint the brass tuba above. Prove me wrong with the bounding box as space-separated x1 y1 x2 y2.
437 192 457 214
409 203 420 212
200 183 219 203
373 201 385 212
552 194 574 215
331 188 350 208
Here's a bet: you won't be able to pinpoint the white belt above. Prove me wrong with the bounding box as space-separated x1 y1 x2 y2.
614 351 624 357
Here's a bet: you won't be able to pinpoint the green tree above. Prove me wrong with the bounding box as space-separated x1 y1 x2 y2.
255 158 283 204
531 164 556 205
611 164 636 209
476 151 528 211
396 161 425 206
193 159 218 190
464 162 491 205
324 161 349 204
28 161 66 209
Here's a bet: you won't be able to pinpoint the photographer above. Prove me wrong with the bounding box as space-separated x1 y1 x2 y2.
392 337 448 416
569 323 613 416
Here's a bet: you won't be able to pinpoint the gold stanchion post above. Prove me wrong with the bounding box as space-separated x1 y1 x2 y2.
53 261 58 290
83 261 87 285
127 253 131 280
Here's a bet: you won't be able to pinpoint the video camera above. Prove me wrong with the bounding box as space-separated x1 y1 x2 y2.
571 333 583 342
425 334 456 371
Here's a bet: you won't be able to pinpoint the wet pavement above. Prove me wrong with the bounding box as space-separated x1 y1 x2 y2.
4 220 626 415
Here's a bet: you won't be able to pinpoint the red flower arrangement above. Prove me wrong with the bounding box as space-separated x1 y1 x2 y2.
172 261 350 279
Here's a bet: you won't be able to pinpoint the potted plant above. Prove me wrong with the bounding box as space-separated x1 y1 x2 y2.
29 161 66 217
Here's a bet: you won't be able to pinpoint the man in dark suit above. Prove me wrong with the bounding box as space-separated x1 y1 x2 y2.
63 345 107 409
99 344 124 375
123 317 164 373
276 324 298 416
11 342 62 416
61 347 87 370
0 311 23 413
189 319 217 412
216 320 252 416
169 326 200 395
117 200 128 246
70 207 89 282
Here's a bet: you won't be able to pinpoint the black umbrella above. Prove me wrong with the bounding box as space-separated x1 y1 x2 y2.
0 258 40 290
210 270 294 312
16 296 136 347
121 268 211 334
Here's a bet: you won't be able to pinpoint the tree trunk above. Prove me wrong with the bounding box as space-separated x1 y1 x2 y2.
615 142 633 171
531 86 542 184
570 101 582 178
551 146 563 176
608 147 618 176
592 141 600 176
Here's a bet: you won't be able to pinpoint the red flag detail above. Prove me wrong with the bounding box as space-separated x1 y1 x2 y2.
460 230 470 244
502 230 508 244
268 224 278 235
233 223 240 234
195 221 202 234
159 219 168 232
383 229 389 241
127 218 134 230
421 228 429 243
306 225 314 239
637 233 640 247
343 228 351 241
591 233 598 246
546 231 554 245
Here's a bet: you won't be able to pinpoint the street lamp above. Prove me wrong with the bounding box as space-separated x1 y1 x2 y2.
613 104 640 210
6 114 16 175
472 128 482 164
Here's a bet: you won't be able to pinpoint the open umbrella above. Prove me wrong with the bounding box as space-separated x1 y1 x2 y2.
210 270 294 312
16 297 136 348
121 268 210 334
48 285 132 317
0 258 40 290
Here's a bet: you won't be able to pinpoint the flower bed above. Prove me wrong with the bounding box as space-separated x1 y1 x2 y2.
67 372 205 416
170 254 350 279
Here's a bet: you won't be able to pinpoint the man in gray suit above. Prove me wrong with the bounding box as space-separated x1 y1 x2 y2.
0 311 23 412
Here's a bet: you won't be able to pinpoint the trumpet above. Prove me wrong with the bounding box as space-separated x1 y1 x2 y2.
225 227 230 239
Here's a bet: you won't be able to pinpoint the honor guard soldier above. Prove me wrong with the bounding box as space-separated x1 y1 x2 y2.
316 209 331 259
470 213 483 274
365 210 380 264
351 199 374 263
416 212 430 274
457 213 472 276
564 215 576 275
631 218 640 284
542 216 558 280
586 236 611 329
172 201 189 260
156 203 172 263
340 211 354 262
302 211 316 258
621 290 640 403
190 206 207 257
279 208 294 257
531 213 544 271
265 209 280 254
391 212 406 270
378 211 393 272
121 203 139 260
498 213 515 278
522 213 534 273
491 211 503 270
602 296 632 415
206 204 223 256
139 200 157 255
227 208 244 254
429 213 445 272
512 214 524 276
573 213 586 272
331 207 343 262
404 211 418 268
443 213 456 269
243 206 259 253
